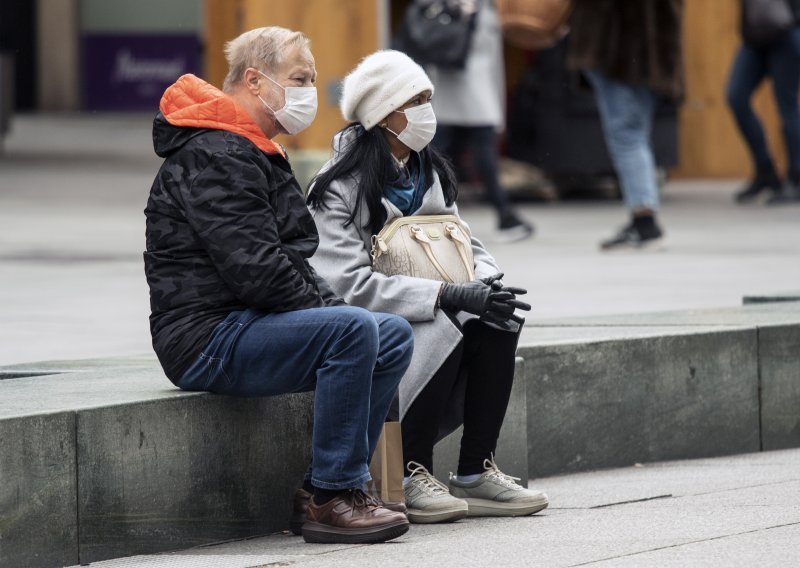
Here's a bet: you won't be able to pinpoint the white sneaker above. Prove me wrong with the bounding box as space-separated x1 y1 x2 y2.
404 461 468 524
449 456 549 517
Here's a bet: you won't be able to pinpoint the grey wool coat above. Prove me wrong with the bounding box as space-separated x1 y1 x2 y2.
308 136 501 428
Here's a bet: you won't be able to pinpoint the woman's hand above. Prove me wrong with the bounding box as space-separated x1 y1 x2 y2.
438 281 531 327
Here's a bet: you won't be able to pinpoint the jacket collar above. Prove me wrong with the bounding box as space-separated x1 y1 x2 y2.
159 74 285 157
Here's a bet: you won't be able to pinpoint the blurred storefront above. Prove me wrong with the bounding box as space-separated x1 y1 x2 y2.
1 0 789 177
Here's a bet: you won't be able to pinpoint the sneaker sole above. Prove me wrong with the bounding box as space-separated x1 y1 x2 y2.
301 519 409 544
495 226 534 243
600 237 667 253
406 505 469 524
463 497 549 517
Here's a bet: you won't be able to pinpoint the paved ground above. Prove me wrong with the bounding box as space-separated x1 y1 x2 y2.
1 113 799 366
64 448 800 568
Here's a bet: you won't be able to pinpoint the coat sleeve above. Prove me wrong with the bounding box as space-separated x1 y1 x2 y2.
183 150 324 312
309 182 442 321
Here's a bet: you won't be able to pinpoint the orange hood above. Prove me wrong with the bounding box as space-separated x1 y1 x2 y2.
159 74 284 156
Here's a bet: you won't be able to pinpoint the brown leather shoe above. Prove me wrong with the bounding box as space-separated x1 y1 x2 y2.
289 488 312 535
290 488 407 535
302 489 409 544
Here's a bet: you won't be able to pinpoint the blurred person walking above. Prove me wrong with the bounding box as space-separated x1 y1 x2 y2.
567 0 684 251
425 0 535 242
727 0 800 205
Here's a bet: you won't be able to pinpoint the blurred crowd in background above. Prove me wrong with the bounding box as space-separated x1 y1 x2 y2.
1 0 799 249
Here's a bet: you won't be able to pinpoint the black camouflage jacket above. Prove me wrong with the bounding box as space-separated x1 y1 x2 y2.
144 75 341 382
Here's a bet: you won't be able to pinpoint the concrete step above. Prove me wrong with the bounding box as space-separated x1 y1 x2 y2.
519 302 800 477
0 357 526 568
743 291 800 305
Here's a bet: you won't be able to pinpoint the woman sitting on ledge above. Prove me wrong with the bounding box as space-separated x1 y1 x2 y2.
307 50 548 523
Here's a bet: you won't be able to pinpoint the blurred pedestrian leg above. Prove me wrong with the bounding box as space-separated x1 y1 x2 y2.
434 124 533 241
566 0 683 251
584 69 664 251
726 26 800 204
427 0 534 242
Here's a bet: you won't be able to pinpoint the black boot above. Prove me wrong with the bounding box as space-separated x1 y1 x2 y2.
735 166 782 203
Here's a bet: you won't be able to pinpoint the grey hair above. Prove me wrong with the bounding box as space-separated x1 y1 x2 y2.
222 26 310 92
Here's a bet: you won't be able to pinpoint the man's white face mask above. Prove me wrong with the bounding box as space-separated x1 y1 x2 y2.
258 71 318 135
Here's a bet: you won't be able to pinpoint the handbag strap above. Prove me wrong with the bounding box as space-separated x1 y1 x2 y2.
409 225 457 283
444 221 475 281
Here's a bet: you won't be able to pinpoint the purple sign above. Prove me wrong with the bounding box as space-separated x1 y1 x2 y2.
82 34 201 111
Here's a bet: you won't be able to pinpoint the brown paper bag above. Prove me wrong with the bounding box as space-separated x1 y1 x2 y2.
368 421 405 503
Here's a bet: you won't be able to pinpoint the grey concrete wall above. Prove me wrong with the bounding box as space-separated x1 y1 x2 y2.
433 358 528 483
0 412 79 568
521 329 761 478
76 393 313 564
759 324 800 451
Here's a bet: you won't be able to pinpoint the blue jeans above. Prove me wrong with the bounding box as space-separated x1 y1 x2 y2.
726 27 800 181
176 306 414 490
585 69 659 212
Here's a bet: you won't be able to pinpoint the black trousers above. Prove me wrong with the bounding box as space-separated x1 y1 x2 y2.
401 319 517 476
433 125 513 220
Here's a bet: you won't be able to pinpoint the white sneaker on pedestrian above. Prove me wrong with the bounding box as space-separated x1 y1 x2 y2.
404 461 468 524
449 456 549 517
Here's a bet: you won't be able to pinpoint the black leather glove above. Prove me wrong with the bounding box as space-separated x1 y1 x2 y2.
480 281 532 329
438 281 492 315
439 281 532 324
480 272 504 287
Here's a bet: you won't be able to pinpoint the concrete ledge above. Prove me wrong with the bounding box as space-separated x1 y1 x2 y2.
759 324 800 450
0 358 313 567
519 328 759 477
3 302 799 566
519 302 800 477
0 356 528 567
743 291 800 305
0 412 78 568
76 394 313 564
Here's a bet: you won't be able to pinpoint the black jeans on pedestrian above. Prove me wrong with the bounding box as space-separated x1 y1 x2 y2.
401 318 518 476
433 125 513 220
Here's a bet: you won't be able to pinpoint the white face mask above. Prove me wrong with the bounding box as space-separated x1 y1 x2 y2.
258 71 318 134
387 103 437 153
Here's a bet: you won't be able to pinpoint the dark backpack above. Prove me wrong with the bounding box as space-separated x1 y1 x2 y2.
392 0 479 69
742 0 794 46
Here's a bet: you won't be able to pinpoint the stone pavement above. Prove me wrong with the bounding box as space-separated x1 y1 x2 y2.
64 448 800 568
1 113 799 366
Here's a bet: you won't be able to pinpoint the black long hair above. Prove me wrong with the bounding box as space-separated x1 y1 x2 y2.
306 123 458 236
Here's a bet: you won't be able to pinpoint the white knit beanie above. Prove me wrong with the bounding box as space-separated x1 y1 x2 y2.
340 50 434 130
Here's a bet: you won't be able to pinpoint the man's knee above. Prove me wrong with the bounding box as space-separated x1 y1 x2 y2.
375 313 414 364
380 314 413 343
330 306 380 347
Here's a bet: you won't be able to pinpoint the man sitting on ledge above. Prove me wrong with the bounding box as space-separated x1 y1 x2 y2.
143 26 413 544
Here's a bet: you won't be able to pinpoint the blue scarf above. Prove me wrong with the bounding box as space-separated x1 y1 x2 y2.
384 152 427 215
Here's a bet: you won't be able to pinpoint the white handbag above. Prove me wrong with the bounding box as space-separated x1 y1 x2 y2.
370 215 475 283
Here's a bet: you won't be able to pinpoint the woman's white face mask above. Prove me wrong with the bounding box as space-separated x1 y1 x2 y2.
258 71 318 135
387 103 437 152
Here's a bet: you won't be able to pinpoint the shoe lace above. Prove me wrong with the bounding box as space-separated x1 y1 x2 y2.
348 488 382 511
406 461 450 495
481 454 523 490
